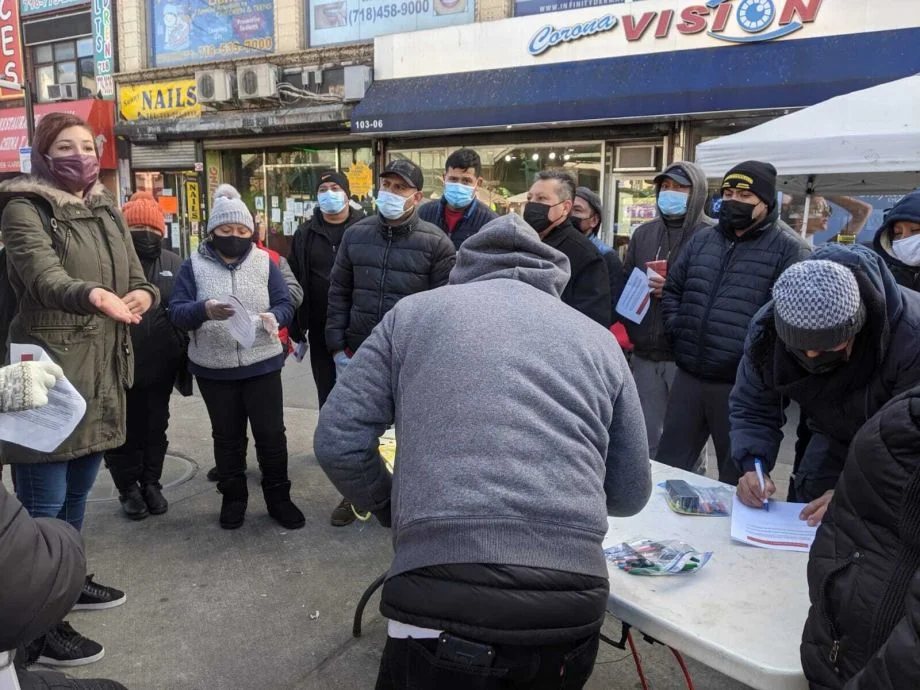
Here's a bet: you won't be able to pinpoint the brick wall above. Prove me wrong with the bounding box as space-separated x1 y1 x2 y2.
116 0 147 72
275 0 305 53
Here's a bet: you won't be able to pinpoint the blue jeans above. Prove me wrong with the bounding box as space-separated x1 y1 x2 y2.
12 453 104 531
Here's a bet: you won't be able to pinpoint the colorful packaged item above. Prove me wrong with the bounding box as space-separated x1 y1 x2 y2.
604 538 712 576
659 479 733 516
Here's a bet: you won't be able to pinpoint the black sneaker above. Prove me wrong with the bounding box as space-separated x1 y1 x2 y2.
72 575 126 611
36 622 104 667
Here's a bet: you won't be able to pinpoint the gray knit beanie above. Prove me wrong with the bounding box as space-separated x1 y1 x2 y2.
773 260 866 352
208 184 253 233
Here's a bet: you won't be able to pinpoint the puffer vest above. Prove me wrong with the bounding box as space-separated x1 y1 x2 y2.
187 249 282 370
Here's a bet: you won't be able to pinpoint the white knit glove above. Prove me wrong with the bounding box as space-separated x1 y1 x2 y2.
0 361 65 413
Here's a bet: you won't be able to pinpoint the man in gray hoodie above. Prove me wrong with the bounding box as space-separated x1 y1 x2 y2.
314 213 651 689
622 162 714 459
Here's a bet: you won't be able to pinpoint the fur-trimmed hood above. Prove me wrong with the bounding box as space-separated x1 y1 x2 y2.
0 175 115 214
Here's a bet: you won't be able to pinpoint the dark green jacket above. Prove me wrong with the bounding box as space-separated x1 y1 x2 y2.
0 176 159 464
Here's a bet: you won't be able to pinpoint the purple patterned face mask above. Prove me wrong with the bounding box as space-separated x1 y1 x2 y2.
44 154 100 195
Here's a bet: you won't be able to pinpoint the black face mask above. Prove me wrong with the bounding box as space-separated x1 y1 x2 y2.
523 201 564 235
788 346 849 375
719 199 760 232
131 231 162 260
211 234 253 259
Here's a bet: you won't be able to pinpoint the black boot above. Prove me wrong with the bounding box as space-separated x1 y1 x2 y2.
217 476 248 529
141 483 168 515
263 481 305 529
119 485 149 521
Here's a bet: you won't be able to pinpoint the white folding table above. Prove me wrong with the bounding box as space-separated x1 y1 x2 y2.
603 462 810 690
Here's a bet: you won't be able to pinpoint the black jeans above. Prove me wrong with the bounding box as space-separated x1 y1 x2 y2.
105 377 175 491
308 326 336 408
196 371 289 486
655 369 739 484
375 633 599 690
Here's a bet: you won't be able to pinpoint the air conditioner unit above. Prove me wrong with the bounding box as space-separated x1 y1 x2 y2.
46 83 77 101
195 69 234 104
237 64 277 100
343 65 372 102
613 144 657 172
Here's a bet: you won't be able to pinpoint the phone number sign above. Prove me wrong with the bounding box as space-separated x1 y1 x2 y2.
308 0 475 47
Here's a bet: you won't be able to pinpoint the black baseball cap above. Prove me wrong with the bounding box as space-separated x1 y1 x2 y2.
382 159 423 190
654 166 692 187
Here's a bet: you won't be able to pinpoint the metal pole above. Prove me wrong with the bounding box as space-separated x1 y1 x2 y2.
23 80 34 145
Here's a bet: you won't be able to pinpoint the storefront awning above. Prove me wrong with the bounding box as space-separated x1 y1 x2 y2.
0 99 117 172
353 28 920 136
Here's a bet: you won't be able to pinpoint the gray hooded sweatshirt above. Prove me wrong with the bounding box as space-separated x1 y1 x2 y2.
623 161 714 361
314 213 651 581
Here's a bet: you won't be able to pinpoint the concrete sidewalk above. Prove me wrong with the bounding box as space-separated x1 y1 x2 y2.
17 363 798 690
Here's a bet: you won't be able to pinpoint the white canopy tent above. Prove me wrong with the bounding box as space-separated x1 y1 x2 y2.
695 74 920 197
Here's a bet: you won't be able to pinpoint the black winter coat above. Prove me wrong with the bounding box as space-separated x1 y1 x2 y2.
287 207 365 339
381 563 609 645
130 247 188 389
543 219 612 328
662 210 810 383
801 388 920 689
730 245 920 500
418 197 498 250
325 210 456 353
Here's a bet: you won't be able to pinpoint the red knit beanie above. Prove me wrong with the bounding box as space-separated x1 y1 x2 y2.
122 192 166 236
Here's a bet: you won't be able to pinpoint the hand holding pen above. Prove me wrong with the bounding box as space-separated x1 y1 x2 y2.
737 457 777 509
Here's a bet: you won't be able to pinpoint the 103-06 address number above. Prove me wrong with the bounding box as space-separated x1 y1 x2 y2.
353 120 383 130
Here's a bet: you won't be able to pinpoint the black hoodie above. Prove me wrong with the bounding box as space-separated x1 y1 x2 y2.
872 190 920 292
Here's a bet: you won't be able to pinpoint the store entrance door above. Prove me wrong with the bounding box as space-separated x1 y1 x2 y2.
134 170 200 259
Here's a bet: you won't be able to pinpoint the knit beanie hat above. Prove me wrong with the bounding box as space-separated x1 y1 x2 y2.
773 260 867 352
315 170 351 197
721 161 778 208
208 184 253 233
122 192 166 236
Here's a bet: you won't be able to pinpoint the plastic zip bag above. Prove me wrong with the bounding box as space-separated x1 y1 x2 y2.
604 538 712 576
659 479 734 516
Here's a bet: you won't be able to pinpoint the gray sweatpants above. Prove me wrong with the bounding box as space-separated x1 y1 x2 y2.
630 355 679 459
655 368 737 484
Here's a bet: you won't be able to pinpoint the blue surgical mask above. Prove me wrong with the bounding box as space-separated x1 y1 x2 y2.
318 190 347 215
443 182 475 208
377 190 412 220
658 190 689 216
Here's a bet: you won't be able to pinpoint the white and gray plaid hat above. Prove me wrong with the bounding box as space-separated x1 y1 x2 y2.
773 259 866 352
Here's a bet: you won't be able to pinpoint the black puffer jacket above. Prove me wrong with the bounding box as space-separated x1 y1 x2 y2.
662 208 810 383
730 245 920 500
872 190 920 292
381 563 608 645
131 246 187 389
325 210 455 353
287 207 365 338
801 388 920 689
543 219 611 328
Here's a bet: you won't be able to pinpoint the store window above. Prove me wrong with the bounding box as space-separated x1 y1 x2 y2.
608 143 665 239
222 144 374 255
388 142 603 217
33 37 95 102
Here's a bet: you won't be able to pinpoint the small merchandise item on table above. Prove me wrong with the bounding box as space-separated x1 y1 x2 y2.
660 479 734 516
604 538 712 576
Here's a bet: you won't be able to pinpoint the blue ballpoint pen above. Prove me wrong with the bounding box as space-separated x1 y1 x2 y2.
754 458 769 512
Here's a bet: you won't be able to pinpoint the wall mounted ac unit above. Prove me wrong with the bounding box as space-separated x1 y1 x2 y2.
343 65 372 102
614 144 658 172
47 83 77 101
237 64 277 100
195 69 234 103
